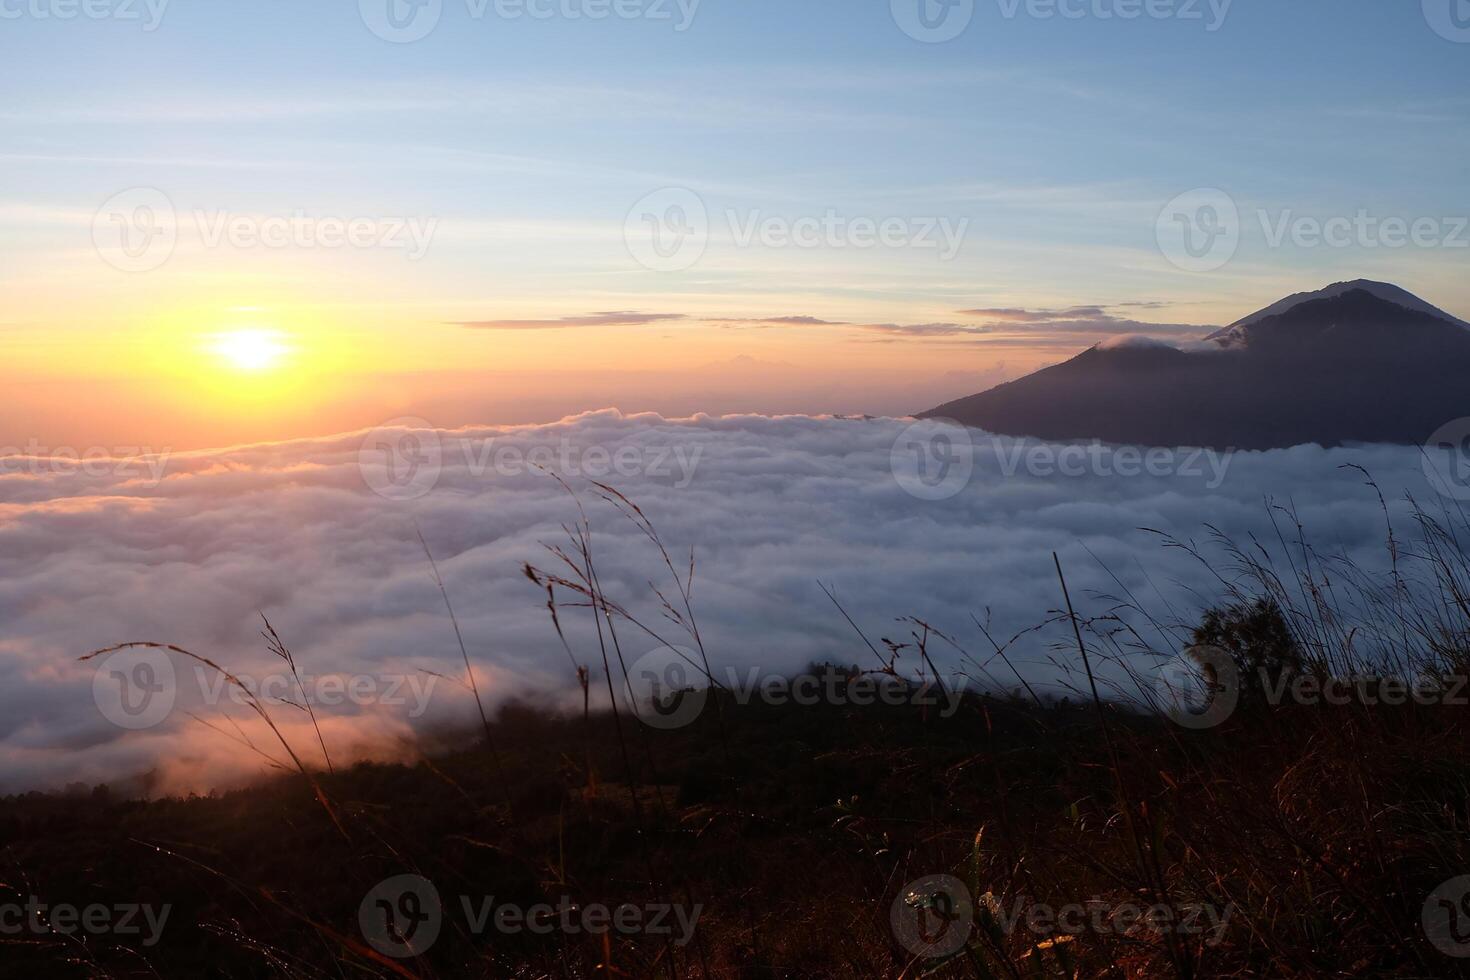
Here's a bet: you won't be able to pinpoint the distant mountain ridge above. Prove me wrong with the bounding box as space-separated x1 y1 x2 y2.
922 281 1470 450
1207 279 1470 349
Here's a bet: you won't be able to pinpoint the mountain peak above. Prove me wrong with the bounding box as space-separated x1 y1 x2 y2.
922 279 1470 449
1207 280 1469 348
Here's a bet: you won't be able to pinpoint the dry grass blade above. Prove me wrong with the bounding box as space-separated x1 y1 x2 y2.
80 641 349 840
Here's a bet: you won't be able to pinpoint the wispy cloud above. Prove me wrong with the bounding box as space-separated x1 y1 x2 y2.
843 302 1213 343
855 322 997 337
452 311 688 330
960 306 1109 323
959 304 1214 336
444 305 1213 343
707 315 849 327
1325 97 1470 126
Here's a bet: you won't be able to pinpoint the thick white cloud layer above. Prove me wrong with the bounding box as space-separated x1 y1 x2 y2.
0 411 1440 794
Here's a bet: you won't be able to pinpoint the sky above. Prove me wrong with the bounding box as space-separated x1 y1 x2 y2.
3 0 1469 450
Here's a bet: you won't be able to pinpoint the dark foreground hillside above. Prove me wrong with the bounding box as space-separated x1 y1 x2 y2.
2 656 1468 979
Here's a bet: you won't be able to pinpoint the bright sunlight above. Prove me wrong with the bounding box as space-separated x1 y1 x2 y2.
210 328 290 372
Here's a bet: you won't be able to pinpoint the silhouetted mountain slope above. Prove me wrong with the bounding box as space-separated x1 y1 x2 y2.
1209 278 1470 348
922 284 1470 450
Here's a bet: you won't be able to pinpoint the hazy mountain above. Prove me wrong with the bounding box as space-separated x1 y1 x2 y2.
922 282 1470 450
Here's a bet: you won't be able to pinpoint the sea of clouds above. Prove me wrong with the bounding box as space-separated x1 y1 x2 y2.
0 410 1447 794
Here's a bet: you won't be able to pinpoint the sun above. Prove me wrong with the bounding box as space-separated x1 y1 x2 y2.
210 329 289 372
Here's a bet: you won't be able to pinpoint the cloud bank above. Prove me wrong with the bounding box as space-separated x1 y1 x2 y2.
0 412 1438 795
